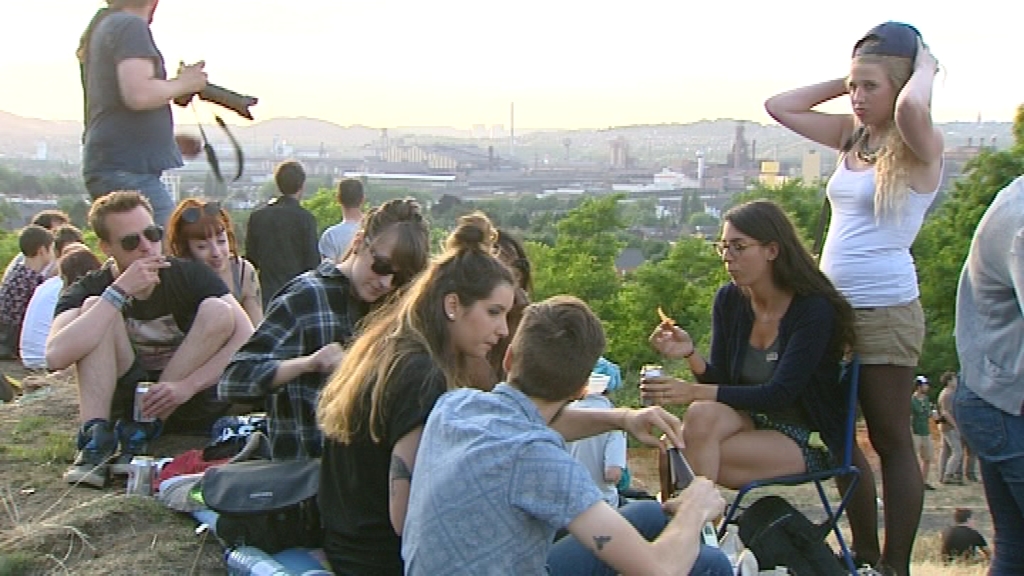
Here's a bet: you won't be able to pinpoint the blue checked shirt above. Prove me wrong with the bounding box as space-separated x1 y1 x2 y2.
218 261 368 459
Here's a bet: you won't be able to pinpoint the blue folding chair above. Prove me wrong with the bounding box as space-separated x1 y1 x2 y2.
715 355 862 575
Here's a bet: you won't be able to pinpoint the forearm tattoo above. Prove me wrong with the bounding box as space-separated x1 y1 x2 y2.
593 535 612 551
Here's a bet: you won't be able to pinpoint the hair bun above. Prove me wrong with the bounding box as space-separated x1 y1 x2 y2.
446 212 496 253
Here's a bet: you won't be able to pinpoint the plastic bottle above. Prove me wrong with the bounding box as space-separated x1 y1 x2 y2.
225 546 289 576
718 524 742 573
735 548 759 576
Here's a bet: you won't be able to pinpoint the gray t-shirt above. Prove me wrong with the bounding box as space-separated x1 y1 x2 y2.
82 11 181 176
318 220 360 262
403 384 603 575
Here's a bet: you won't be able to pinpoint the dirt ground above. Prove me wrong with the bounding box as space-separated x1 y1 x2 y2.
0 360 992 575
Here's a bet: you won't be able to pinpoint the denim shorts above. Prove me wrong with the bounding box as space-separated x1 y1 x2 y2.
84 170 174 228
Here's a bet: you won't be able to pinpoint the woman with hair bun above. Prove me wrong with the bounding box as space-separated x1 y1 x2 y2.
317 211 517 575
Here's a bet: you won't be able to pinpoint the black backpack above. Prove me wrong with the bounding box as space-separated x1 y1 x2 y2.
201 458 322 553
737 495 847 576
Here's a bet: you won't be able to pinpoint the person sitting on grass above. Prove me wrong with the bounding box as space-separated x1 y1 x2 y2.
46 191 253 488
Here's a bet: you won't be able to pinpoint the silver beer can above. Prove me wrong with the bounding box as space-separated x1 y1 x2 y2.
133 382 156 423
126 456 155 496
640 364 662 407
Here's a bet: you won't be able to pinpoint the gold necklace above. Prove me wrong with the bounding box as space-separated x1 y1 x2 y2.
855 136 883 164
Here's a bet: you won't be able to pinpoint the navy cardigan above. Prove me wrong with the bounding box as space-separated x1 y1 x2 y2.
697 283 849 459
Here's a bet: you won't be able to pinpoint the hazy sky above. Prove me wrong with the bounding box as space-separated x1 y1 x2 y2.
1 0 1019 129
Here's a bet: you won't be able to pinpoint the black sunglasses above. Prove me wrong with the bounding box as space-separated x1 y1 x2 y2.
181 201 221 224
119 225 164 252
364 237 410 285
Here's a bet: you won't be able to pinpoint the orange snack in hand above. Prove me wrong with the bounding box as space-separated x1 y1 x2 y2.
657 306 676 326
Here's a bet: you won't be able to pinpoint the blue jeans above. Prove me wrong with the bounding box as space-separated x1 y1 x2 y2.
85 170 174 229
954 382 1024 574
546 500 732 576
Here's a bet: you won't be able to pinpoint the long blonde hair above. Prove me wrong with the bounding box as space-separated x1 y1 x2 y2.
846 53 918 220
318 212 515 444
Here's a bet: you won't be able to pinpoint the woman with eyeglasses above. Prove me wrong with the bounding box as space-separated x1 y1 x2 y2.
166 198 262 326
642 201 855 498
218 198 430 460
764 22 942 575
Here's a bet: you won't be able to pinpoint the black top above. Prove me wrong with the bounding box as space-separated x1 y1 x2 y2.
941 525 987 562
244 195 319 307
703 283 849 459
319 353 448 576
56 258 230 428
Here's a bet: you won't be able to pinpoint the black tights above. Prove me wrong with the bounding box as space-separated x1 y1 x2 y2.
841 364 922 576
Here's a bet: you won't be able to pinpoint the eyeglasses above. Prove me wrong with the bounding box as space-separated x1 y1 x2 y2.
364 237 409 285
181 201 221 224
118 225 164 252
714 240 763 257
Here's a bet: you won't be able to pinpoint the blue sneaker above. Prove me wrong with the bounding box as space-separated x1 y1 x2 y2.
63 419 117 488
111 419 163 476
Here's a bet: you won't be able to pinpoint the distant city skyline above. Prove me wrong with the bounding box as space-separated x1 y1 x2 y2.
2 0 1019 130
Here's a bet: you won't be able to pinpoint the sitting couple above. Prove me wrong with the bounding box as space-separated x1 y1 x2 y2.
315 212 732 576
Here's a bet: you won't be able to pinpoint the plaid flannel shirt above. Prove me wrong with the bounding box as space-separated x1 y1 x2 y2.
218 261 367 459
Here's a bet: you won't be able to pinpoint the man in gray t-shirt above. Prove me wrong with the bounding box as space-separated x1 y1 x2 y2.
78 1 206 227
319 178 365 262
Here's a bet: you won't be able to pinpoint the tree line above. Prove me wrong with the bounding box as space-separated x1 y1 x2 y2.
1 103 1020 396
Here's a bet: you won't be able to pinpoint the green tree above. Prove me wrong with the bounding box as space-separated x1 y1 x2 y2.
688 212 718 228
607 236 728 373
729 179 823 242
530 195 625 325
914 104 1024 379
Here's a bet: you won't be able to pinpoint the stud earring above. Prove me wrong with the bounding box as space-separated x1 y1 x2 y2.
447 312 455 320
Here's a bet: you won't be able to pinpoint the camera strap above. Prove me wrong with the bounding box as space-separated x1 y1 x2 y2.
190 102 245 183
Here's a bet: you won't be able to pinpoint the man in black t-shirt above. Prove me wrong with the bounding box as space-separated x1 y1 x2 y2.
47 192 254 488
941 508 989 564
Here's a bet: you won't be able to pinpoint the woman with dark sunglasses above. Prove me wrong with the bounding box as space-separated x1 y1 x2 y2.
218 198 430 460
166 198 262 326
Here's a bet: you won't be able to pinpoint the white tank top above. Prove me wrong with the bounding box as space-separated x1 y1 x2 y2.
819 158 938 308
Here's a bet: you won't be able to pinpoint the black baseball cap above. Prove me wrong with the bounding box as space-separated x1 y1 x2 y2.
852 21 921 59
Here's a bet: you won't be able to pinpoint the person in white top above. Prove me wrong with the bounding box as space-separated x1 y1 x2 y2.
20 244 102 370
566 374 627 507
764 21 943 576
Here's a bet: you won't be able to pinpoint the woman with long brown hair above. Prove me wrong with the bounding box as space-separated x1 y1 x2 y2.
317 212 516 575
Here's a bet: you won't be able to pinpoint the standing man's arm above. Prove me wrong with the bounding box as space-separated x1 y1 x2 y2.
117 58 206 111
